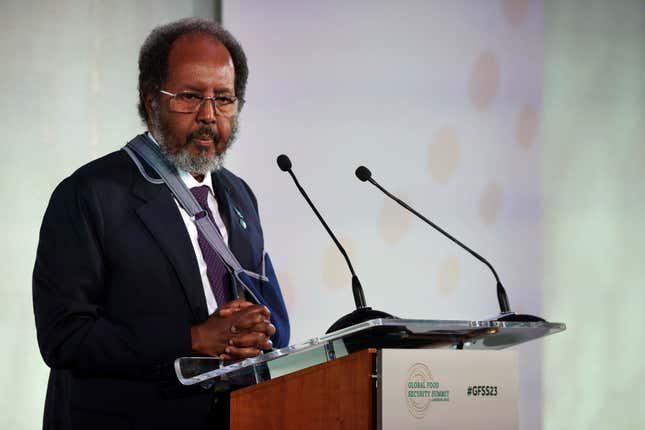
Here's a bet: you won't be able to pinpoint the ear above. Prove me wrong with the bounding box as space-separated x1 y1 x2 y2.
143 92 156 121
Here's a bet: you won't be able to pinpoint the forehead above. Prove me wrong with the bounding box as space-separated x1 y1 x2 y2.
165 33 235 90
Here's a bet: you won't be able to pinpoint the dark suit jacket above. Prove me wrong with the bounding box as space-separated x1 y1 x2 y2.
32 143 290 429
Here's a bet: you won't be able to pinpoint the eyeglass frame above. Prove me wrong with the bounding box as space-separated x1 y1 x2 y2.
159 89 243 116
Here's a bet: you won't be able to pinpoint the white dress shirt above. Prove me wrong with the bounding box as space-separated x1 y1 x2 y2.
147 133 228 315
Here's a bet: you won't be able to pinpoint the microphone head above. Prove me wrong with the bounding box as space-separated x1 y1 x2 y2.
355 165 372 182
276 154 292 172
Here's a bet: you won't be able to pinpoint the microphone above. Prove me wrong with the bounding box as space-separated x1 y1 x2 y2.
276 155 394 333
355 165 543 322
276 154 292 171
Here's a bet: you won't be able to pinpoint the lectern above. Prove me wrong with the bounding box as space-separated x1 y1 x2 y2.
175 318 565 430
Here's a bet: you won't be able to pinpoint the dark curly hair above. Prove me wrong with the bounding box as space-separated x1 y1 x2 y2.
137 17 248 124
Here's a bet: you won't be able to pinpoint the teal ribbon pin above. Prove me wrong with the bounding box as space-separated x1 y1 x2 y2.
234 207 247 229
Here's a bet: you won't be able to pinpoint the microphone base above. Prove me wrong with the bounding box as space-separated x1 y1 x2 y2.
326 307 395 334
495 312 545 322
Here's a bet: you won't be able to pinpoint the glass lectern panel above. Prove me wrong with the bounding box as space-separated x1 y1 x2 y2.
175 318 565 390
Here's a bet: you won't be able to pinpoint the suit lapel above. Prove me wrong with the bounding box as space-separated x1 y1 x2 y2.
212 172 237 247
211 171 261 271
132 175 209 322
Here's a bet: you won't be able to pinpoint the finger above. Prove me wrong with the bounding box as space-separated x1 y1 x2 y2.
240 336 273 351
247 321 276 337
227 321 270 336
224 345 262 359
215 299 255 316
231 307 271 330
222 304 258 319
229 331 267 347
229 333 273 352
216 308 236 317
237 304 270 318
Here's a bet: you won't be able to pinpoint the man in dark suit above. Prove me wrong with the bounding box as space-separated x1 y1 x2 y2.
32 18 289 429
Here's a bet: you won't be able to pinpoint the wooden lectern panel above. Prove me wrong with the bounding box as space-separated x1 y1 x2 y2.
230 349 376 430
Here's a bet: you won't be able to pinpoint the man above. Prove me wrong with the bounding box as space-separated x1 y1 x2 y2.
32 18 289 429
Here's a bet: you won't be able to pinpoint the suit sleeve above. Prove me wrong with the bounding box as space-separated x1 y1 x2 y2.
32 176 191 376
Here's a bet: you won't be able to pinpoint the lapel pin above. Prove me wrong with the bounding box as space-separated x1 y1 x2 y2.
234 207 247 230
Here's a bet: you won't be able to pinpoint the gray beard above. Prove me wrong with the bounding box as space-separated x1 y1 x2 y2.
159 139 227 175
150 109 238 175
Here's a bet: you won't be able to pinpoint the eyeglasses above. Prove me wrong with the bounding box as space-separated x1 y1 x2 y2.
159 90 242 117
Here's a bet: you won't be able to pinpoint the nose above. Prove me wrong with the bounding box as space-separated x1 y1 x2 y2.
196 98 217 124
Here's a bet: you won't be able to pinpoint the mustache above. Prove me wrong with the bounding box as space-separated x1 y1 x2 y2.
187 127 220 144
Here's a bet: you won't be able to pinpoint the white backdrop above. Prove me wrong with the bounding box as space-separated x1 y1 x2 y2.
0 1 553 429
223 1 544 429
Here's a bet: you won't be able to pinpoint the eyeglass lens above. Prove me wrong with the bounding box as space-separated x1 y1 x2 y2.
169 93 237 115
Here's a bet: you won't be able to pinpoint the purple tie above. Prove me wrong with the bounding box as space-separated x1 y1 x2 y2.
190 185 231 306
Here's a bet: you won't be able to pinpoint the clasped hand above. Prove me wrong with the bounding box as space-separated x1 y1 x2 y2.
190 299 276 360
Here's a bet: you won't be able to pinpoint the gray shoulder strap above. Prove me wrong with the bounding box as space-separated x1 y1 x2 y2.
123 135 254 279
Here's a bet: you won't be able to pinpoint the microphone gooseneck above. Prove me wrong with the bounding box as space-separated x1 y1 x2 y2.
355 165 543 322
276 155 393 332
278 155 361 291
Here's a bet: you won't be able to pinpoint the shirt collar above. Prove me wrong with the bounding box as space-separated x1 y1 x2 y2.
146 132 214 194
